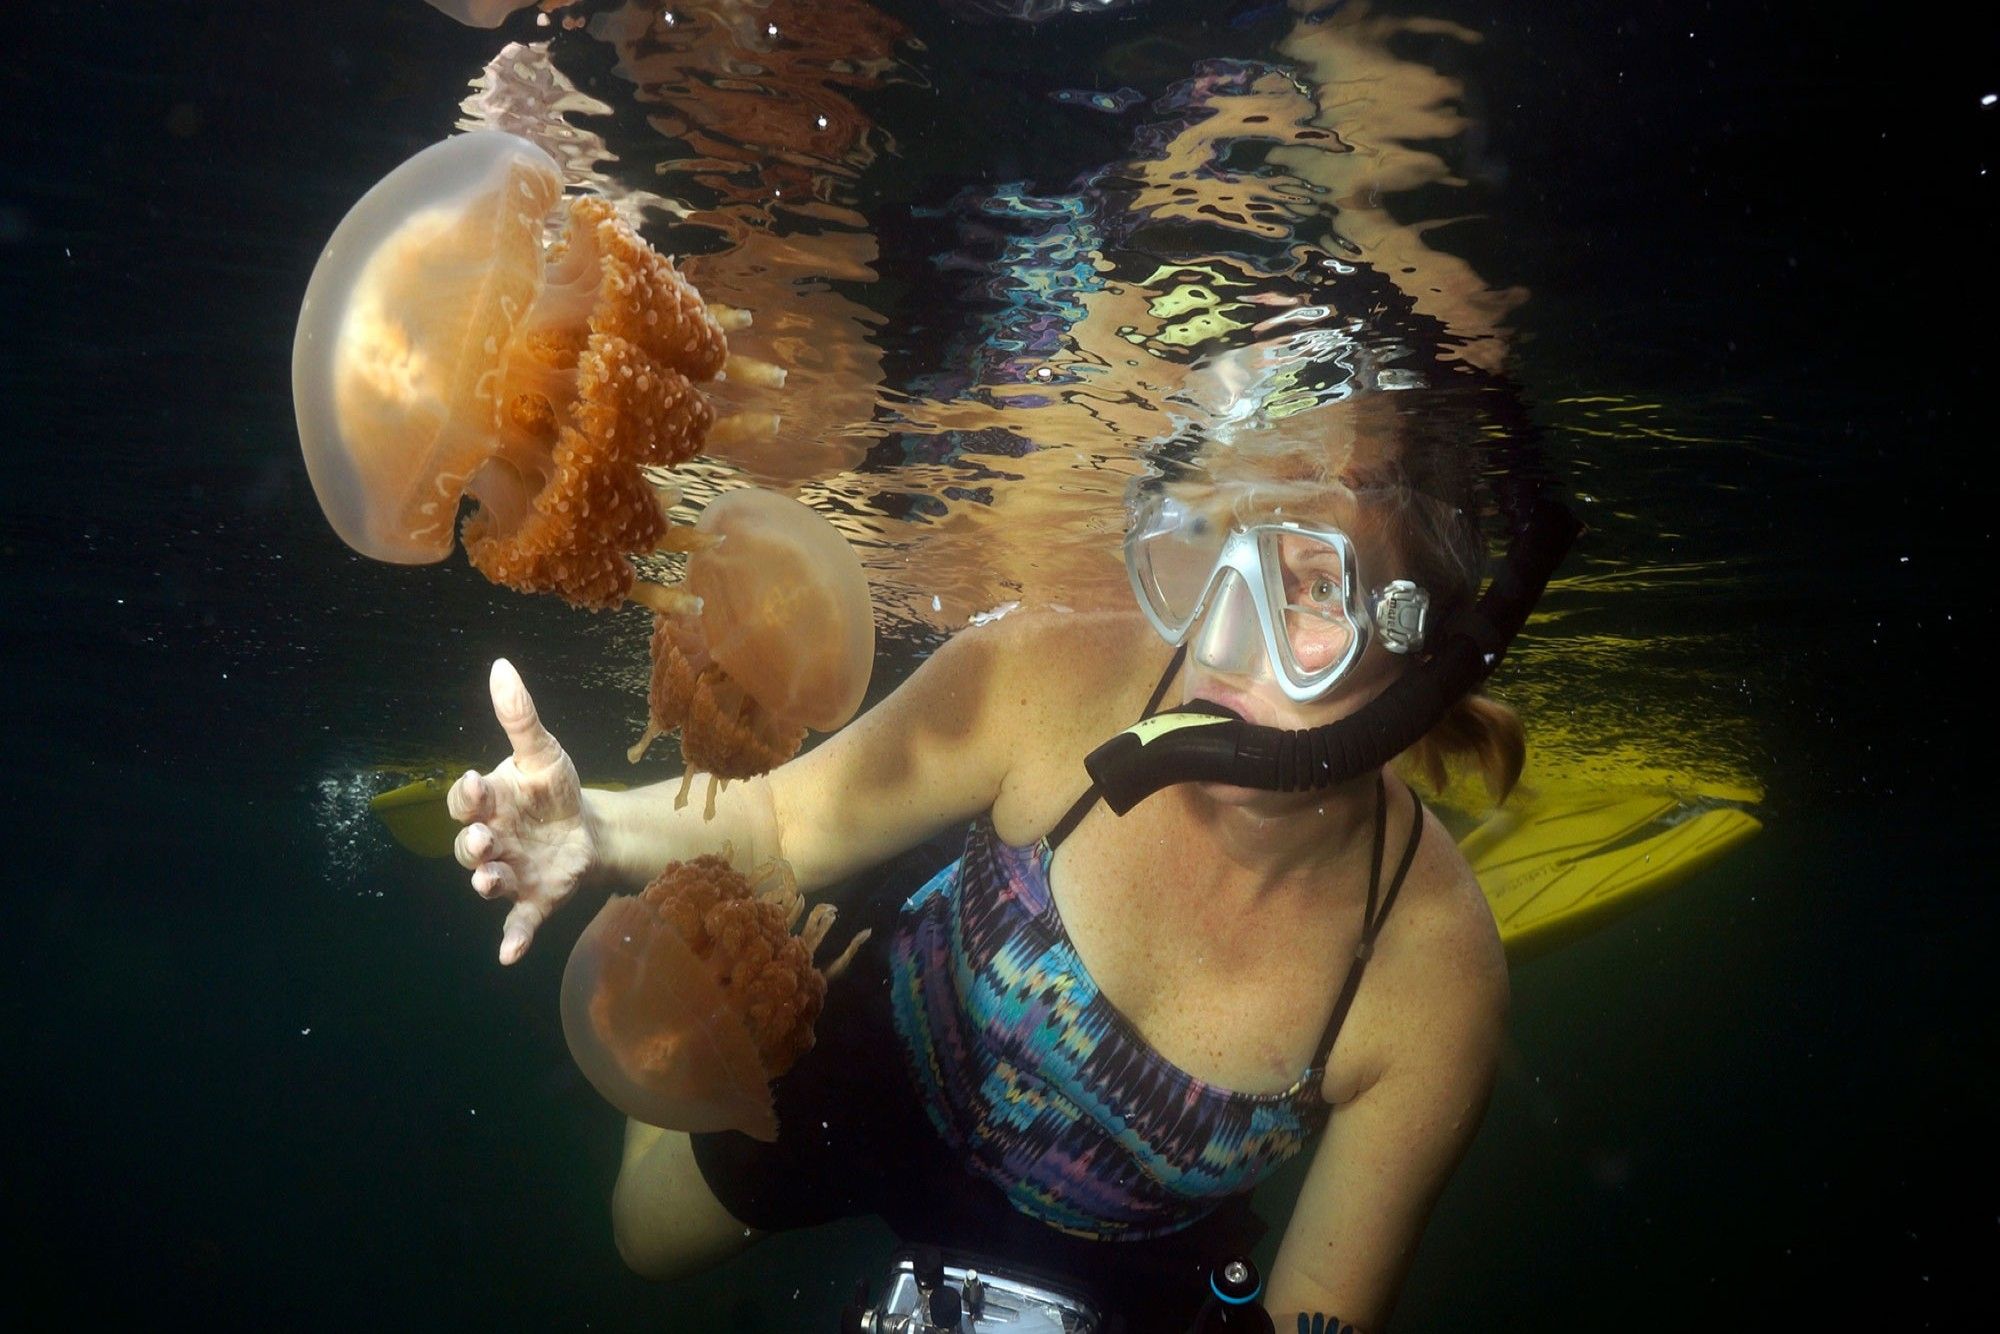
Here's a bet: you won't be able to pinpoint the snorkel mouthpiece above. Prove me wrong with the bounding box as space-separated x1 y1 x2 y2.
1083 699 1244 814
1083 693 1423 813
1087 496 1581 813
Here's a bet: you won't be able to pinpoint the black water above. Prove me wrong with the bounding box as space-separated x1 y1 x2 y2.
6 1 1994 1327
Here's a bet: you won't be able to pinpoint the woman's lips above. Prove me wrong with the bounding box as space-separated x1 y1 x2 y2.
1188 686 1262 727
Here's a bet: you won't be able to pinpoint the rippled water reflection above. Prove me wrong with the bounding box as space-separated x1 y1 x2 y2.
419 0 1760 811
11 0 1988 1327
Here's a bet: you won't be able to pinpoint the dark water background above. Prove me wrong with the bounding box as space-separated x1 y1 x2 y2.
5 0 1994 1327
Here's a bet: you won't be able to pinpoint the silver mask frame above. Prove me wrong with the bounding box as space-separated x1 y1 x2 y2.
1124 512 1431 704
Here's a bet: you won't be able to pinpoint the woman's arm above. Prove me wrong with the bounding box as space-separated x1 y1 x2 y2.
587 612 1032 895
763 611 1037 889
453 612 1123 960
1263 888 1509 1331
582 767 784 891
601 619 1071 1278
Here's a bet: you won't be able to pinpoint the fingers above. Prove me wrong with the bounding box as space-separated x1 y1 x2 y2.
499 899 547 966
446 769 491 824
454 818 531 960
453 820 494 871
470 860 519 902
454 822 520 901
458 659 572 968
489 658 565 775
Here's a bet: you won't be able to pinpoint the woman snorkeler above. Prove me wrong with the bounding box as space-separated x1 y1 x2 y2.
445 394 1572 1330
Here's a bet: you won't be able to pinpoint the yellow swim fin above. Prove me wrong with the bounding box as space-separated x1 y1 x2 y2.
1458 786 1762 961
369 774 629 860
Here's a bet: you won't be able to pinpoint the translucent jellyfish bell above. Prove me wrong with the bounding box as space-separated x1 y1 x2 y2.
295 132 560 565
562 891 780 1140
688 488 875 733
560 855 867 1141
628 489 877 812
292 131 730 608
423 0 540 28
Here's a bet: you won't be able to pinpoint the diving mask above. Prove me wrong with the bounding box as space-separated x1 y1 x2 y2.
1123 483 1430 703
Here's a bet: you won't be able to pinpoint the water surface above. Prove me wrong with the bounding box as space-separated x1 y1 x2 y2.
5 0 1991 1327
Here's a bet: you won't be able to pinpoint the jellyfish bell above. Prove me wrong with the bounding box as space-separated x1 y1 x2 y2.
627 488 878 810
561 854 868 1140
561 892 779 1140
688 488 875 732
422 0 541 28
293 130 733 609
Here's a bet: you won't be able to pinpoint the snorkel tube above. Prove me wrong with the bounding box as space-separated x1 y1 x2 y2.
1084 494 1581 813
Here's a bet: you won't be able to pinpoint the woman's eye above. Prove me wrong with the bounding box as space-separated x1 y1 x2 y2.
1309 576 1339 603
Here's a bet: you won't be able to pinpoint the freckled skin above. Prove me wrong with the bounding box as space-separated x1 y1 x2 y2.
456 610 1507 1318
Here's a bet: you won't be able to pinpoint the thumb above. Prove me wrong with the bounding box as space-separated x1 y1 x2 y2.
499 898 548 966
489 658 565 776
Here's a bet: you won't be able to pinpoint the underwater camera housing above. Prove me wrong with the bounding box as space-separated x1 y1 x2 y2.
841 1247 1103 1332
840 1246 1276 1332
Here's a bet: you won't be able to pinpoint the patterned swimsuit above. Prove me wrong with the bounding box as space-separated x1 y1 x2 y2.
689 654 1423 1266
887 816 1339 1239
883 639 1424 1243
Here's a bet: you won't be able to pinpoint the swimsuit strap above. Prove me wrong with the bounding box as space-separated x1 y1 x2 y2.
1311 773 1425 1074
1045 644 1187 851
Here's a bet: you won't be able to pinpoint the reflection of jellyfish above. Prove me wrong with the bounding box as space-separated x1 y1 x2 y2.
630 488 874 815
560 854 867 1141
603 0 908 219
293 132 781 609
423 0 566 28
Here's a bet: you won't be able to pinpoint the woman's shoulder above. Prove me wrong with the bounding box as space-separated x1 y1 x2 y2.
969 604 1156 663
1384 797 1510 1044
1325 788 1506 1100
957 606 1164 719
955 607 1172 833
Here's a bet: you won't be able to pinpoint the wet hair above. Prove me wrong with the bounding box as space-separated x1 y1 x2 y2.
1368 388 1527 803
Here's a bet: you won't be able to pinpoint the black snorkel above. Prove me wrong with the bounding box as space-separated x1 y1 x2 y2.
1083 493 1581 814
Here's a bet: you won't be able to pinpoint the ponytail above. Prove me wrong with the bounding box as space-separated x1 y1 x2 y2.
1399 689 1525 804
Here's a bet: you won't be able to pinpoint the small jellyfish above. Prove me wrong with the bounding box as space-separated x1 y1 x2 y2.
629 488 874 816
293 131 779 609
560 854 868 1141
421 0 545 28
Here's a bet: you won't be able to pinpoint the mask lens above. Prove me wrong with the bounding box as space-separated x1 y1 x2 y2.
1127 494 1231 633
1131 487 1377 700
1264 529 1359 682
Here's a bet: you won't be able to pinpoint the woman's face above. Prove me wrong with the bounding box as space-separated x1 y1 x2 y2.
1143 478 1409 714
1165 493 1414 811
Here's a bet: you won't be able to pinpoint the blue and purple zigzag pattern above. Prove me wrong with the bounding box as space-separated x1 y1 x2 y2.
888 817 1328 1240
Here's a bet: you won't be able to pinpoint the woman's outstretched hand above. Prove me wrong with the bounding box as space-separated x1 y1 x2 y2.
448 658 597 965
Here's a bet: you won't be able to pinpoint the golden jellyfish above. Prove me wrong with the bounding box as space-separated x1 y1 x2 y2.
293 131 780 609
422 1 566 28
629 488 875 815
560 854 868 1140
